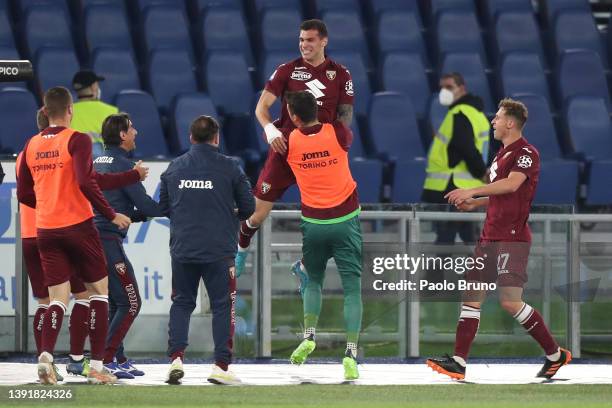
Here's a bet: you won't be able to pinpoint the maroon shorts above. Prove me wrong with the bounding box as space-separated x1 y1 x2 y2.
466 240 531 288
23 238 88 298
254 148 296 202
36 219 108 287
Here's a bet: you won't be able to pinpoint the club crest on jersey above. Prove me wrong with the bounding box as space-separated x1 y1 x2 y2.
290 71 312 81
115 262 127 275
261 182 271 194
326 70 336 80
517 155 533 168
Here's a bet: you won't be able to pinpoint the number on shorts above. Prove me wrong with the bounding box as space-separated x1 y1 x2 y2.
497 252 509 273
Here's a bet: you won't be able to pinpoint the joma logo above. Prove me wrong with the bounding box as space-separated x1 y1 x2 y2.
178 179 214 189
302 150 330 161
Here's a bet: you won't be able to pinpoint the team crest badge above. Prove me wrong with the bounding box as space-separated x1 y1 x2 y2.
115 262 127 275
261 182 271 194
326 70 336 80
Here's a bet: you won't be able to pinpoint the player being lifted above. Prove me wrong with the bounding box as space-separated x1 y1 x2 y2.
426 98 571 380
235 19 354 290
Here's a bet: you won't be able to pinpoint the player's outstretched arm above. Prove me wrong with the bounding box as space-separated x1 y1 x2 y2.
446 172 527 205
256 90 286 154
337 104 353 126
456 197 489 211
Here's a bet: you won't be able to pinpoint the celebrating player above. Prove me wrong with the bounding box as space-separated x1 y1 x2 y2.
426 98 571 380
235 19 354 291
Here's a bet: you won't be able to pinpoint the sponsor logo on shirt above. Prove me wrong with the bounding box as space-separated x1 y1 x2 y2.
178 179 214 189
261 182 271 194
326 70 336 80
345 80 354 96
93 156 114 164
35 150 59 160
517 155 532 168
302 150 330 161
291 71 312 81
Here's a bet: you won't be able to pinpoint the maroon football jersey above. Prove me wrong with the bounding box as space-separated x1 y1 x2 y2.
265 57 354 130
481 137 540 242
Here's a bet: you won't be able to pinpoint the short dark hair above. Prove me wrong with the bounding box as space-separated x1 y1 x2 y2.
190 115 220 143
441 72 465 87
43 87 72 120
36 108 49 131
101 112 131 146
499 98 528 129
286 91 318 124
300 19 328 38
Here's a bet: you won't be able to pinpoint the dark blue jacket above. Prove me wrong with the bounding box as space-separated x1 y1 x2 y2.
93 146 163 237
159 143 254 263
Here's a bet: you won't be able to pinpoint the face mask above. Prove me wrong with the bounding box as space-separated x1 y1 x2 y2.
438 88 455 106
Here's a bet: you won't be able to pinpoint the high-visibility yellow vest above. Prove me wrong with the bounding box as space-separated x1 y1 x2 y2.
423 103 490 191
71 100 118 144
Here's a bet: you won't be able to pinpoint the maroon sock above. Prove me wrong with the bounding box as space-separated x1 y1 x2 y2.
238 220 259 249
89 295 109 361
514 303 559 355
216 361 228 371
453 305 481 360
41 301 66 355
170 350 184 362
69 300 90 356
33 305 48 355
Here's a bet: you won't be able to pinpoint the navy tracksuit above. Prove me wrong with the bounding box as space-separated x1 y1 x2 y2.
159 143 254 364
93 146 163 363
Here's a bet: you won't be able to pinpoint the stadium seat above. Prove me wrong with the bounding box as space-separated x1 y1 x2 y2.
134 0 181 12
366 0 422 26
92 48 141 103
0 88 38 153
436 11 488 68
533 160 579 204
115 90 168 157
556 49 609 109
84 4 133 55
328 51 371 117
348 122 366 160
554 11 607 67
15 0 71 20
501 53 551 106
170 92 219 153
0 8 15 48
542 0 590 26
564 96 612 161
23 5 74 58
440 53 493 114
586 160 612 205
147 48 197 112
368 92 424 160
392 159 427 203
495 12 545 65
259 8 301 53
315 0 361 15
189 0 242 15
513 94 562 160
429 0 474 20
253 0 301 15
200 7 254 68
483 0 533 25
321 9 370 68
380 52 430 118
204 51 254 116
34 47 80 96
141 5 192 56
258 50 296 87
428 93 448 135
376 11 429 68
350 159 383 202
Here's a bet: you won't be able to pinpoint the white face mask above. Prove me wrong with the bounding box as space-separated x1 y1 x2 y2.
438 88 455 106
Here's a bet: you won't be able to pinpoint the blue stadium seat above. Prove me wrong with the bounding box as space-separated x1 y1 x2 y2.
115 90 168 157
350 159 383 202
428 93 448 135
368 92 424 160
142 5 192 56
542 0 590 26
259 8 301 53
554 11 606 67
483 0 533 25
348 122 366 160
205 51 254 115
376 11 429 68
367 0 422 26
92 48 141 103
556 49 609 108
501 53 551 105
254 0 301 14
495 12 544 65
34 47 79 96
134 0 181 12
147 48 197 111
429 0 474 20
321 9 370 67
84 4 132 55
436 11 487 67
0 47 27 90
200 7 254 68
533 160 578 204
587 160 612 205
23 5 74 58
0 8 15 48
278 184 301 203
328 51 371 117
440 53 493 113
565 96 612 160
392 159 427 202
513 94 562 160
380 52 430 119
170 92 219 153
15 0 71 19
315 0 361 15
0 88 38 153
189 0 242 15
258 50 295 86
